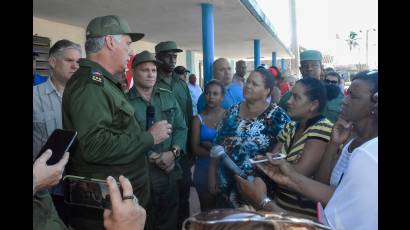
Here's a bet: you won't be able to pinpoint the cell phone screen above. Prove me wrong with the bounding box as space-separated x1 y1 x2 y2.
249 156 269 164
64 176 122 210
249 153 286 164
35 129 77 165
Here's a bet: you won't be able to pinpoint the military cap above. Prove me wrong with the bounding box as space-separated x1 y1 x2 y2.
174 66 190 75
155 41 182 53
86 15 144 42
33 48 39 57
300 50 323 62
132 51 157 68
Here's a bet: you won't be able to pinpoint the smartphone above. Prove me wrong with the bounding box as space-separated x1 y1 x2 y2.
35 129 77 165
249 153 286 164
63 175 122 210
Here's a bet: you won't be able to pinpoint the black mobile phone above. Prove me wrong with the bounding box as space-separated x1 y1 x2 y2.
63 175 123 210
35 129 77 165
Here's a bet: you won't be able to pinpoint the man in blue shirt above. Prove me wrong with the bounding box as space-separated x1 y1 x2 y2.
197 58 244 113
33 48 48 86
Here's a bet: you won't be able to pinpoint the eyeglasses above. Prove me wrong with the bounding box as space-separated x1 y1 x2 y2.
324 79 338 84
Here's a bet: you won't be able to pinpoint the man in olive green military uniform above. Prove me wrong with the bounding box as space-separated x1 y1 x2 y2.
278 50 343 123
127 51 187 230
155 41 193 227
62 15 172 229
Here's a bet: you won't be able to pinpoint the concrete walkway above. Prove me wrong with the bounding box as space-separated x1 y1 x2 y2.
189 166 201 216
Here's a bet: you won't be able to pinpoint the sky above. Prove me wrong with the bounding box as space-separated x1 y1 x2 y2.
256 0 378 67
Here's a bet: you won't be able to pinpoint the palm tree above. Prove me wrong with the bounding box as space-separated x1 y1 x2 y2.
346 31 360 51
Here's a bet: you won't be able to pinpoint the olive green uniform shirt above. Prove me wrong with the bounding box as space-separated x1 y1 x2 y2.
33 191 67 230
321 92 344 123
62 59 153 208
278 91 292 111
127 86 188 179
156 71 193 128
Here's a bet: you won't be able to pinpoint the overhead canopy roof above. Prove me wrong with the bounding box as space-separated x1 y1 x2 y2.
34 0 293 60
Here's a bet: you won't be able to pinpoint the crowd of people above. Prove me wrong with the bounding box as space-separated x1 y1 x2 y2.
33 14 378 230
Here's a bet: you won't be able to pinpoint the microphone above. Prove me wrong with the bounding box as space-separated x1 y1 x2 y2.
146 105 155 130
210 145 254 181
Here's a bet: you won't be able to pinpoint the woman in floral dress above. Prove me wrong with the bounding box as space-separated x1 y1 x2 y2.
208 67 291 208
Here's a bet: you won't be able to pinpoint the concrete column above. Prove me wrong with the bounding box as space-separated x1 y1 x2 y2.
254 39 261 69
281 58 286 73
186 50 195 74
289 0 300 76
272 52 277 67
201 3 214 85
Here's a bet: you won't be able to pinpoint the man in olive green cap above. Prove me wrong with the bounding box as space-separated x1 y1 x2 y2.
278 49 342 123
154 41 193 228
62 15 172 229
298 49 323 80
279 49 324 111
127 50 187 230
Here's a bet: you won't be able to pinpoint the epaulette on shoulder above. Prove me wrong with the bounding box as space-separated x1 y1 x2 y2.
87 71 104 86
158 87 172 94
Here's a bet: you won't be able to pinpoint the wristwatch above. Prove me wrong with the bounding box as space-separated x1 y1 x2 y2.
258 197 273 211
171 146 181 159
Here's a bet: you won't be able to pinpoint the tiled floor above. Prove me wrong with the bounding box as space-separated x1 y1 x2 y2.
189 186 201 216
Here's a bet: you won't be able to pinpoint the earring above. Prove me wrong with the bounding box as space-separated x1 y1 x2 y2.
371 111 375 115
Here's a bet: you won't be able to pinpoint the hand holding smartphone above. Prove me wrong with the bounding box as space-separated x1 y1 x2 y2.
63 175 123 210
249 153 286 164
35 129 77 165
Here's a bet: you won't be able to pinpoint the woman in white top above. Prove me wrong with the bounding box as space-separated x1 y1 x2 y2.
234 70 378 230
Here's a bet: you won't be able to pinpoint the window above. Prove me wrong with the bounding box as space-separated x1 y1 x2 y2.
33 35 50 77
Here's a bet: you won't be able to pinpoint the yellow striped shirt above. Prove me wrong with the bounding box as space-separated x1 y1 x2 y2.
277 116 333 162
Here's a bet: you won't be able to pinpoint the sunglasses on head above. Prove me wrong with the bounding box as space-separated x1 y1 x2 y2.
324 79 338 84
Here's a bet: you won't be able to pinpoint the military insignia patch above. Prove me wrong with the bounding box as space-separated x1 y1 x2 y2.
92 75 102 82
88 74 104 86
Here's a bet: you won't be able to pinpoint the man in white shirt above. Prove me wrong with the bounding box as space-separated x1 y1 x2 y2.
33 39 82 225
232 60 247 88
187 74 203 116
33 39 82 158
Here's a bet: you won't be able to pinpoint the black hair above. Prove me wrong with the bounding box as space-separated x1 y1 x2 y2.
254 66 275 96
325 84 341 101
297 77 327 112
325 71 341 83
236 60 246 65
352 70 378 94
205 79 225 95
174 66 188 75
